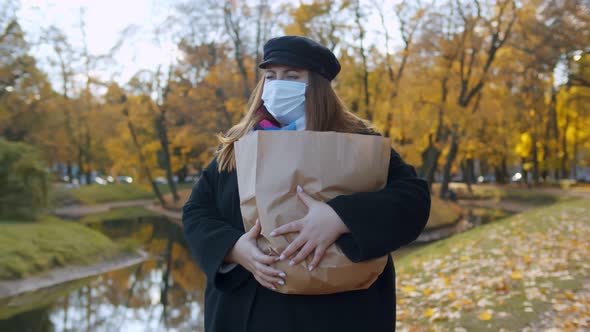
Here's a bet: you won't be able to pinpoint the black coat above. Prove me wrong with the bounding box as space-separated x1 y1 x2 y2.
182 147 431 332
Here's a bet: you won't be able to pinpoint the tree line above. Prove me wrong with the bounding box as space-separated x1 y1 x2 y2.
1 0 589 205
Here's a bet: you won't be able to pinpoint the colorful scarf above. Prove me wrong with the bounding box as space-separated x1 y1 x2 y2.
254 107 305 131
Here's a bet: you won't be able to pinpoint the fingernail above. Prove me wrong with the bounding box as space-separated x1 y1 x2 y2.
279 254 285 261
289 260 295 266
279 272 286 278
278 280 285 285
308 265 315 271
296 185 303 193
272 286 276 290
270 231 276 237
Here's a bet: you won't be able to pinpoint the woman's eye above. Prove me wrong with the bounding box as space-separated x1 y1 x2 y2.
265 76 275 80
287 75 299 79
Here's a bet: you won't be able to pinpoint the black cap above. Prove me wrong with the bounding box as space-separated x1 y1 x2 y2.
258 36 341 81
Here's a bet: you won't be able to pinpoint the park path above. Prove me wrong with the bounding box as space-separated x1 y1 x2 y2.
457 199 531 213
54 198 184 225
54 199 156 218
453 182 590 199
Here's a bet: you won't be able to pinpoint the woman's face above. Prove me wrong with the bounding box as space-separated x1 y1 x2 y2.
264 64 309 84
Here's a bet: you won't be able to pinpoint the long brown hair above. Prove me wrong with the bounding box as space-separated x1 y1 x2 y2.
217 71 375 172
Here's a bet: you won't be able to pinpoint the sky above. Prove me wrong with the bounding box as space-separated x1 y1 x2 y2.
15 0 400 91
17 0 180 86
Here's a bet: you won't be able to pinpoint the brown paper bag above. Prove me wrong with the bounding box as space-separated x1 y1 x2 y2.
234 131 390 295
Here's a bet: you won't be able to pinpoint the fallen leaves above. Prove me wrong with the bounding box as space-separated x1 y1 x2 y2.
395 200 590 331
477 310 493 321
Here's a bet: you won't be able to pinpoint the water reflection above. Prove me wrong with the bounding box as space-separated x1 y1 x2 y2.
415 206 513 243
0 216 206 332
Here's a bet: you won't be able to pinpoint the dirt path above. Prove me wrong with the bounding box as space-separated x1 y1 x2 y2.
451 182 590 199
457 199 532 213
54 199 155 218
0 251 149 300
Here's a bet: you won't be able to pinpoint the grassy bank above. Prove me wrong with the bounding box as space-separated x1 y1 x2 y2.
394 198 590 331
0 216 122 280
51 182 195 206
426 197 463 229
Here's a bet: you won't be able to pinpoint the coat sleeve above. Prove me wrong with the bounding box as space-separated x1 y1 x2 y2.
182 158 251 291
326 148 431 262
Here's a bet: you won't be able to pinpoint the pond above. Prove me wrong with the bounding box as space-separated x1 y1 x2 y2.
0 216 206 332
0 205 513 332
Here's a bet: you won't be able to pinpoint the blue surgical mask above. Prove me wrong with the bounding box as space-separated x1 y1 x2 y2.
261 80 306 127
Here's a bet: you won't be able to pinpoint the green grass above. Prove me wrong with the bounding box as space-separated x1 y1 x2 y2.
79 206 160 224
51 182 194 205
0 216 122 280
395 198 590 330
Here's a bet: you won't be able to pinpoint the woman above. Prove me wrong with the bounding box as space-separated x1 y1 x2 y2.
182 35 431 332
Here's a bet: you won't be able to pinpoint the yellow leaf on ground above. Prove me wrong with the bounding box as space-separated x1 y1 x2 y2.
524 255 531 264
444 277 451 286
424 307 434 318
402 286 416 293
511 271 523 280
478 310 493 321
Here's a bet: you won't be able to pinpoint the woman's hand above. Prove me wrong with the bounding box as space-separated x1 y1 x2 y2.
226 219 286 290
270 187 350 271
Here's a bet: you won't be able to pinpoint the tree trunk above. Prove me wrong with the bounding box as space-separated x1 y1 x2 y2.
542 138 550 181
463 157 474 193
572 114 580 179
531 132 539 184
421 82 448 192
354 0 370 121
560 112 570 178
124 108 167 207
156 110 179 203
422 133 444 192
440 132 459 199
77 143 84 184
84 125 92 185
420 134 440 192
495 156 509 184
548 87 560 180
480 157 489 178
521 156 529 187
223 2 251 99
66 161 73 183
383 113 392 138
